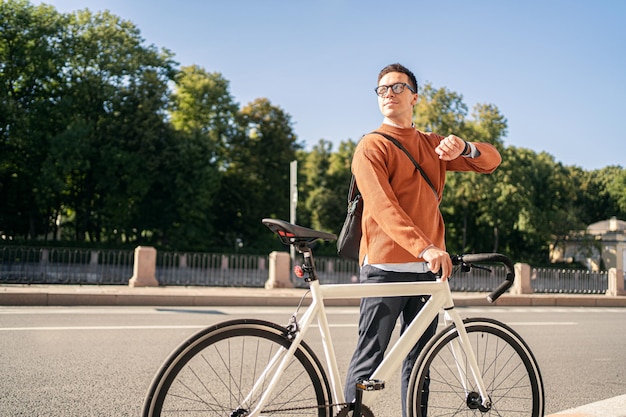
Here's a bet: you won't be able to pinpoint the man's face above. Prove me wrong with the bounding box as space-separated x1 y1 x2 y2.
377 72 418 121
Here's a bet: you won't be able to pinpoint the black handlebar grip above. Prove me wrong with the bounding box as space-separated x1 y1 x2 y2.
457 253 515 303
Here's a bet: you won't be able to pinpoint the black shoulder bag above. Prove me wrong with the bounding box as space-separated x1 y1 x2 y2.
336 132 438 262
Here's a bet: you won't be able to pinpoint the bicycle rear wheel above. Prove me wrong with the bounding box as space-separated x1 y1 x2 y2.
408 317 544 417
143 318 332 417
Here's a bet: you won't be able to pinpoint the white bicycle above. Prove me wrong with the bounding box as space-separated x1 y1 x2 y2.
143 219 545 417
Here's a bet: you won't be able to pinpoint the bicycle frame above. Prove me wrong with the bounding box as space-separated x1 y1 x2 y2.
246 251 491 416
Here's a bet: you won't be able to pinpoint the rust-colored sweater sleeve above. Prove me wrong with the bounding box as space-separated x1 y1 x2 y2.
352 124 501 265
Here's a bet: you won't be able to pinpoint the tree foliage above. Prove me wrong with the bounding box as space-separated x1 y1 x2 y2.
212 97 301 251
1 0 625 265
1 0 66 238
165 66 236 250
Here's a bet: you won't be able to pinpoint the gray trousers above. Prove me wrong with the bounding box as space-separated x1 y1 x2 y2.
344 265 438 417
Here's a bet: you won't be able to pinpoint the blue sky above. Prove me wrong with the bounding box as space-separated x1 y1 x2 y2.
35 0 625 170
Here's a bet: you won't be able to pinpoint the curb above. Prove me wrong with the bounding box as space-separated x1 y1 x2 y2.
1 285 626 307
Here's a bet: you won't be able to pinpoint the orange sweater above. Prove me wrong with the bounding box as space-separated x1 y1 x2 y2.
353 124 502 265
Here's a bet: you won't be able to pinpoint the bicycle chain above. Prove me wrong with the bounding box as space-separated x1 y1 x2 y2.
261 402 360 416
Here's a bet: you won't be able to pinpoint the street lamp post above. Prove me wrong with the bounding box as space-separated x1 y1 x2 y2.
289 160 298 270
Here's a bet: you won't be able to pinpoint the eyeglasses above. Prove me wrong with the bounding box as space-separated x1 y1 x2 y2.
374 82 416 97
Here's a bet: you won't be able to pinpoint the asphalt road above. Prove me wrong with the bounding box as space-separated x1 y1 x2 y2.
0 305 625 416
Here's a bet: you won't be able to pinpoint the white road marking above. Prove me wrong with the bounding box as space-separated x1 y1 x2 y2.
0 321 576 331
0 325 206 331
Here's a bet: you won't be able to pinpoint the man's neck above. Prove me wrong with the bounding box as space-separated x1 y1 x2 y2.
383 117 414 129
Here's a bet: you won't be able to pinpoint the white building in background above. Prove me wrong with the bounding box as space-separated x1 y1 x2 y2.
550 216 626 272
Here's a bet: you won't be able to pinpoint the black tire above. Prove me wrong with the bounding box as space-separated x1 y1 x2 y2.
408 317 544 417
143 319 332 417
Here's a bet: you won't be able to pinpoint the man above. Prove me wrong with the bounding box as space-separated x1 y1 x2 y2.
344 63 502 416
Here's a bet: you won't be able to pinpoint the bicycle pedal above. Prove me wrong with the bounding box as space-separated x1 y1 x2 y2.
356 379 385 391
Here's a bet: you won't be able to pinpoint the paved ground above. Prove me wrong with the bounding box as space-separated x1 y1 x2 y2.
2 283 626 416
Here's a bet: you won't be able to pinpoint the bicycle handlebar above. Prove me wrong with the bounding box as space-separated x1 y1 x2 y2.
452 253 515 303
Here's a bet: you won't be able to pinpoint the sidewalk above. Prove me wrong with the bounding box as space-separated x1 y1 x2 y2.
546 394 626 417
1 283 626 307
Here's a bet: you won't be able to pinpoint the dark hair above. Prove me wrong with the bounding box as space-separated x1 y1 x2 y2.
378 63 418 92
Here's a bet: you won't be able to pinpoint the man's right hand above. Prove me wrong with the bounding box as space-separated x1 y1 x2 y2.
422 247 452 281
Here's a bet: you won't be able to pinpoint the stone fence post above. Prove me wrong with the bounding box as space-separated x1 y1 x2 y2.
40 249 49 264
265 251 293 289
607 268 625 296
512 263 533 295
129 246 158 287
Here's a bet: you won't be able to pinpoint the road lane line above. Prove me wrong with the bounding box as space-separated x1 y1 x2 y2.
0 321 576 331
0 325 206 331
507 322 577 326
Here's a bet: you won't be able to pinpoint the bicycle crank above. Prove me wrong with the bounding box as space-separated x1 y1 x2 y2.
230 408 248 417
336 404 374 417
466 391 491 412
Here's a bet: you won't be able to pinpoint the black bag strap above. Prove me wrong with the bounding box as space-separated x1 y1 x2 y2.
347 173 359 201
372 131 439 200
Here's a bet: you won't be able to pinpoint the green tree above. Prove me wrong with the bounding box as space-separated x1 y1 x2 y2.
494 149 580 263
607 167 626 216
48 9 176 243
0 0 66 238
165 66 237 250
299 139 356 237
213 98 301 251
302 140 332 231
576 166 626 225
414 83 467 135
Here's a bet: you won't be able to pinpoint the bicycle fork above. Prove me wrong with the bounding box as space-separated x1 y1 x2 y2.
443 310 492 411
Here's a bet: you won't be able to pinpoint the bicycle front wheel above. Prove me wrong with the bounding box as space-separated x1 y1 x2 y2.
408 317 544 417
143 318 332 417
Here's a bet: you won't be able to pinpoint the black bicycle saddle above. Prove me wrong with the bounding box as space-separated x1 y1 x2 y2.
262 218 337 245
